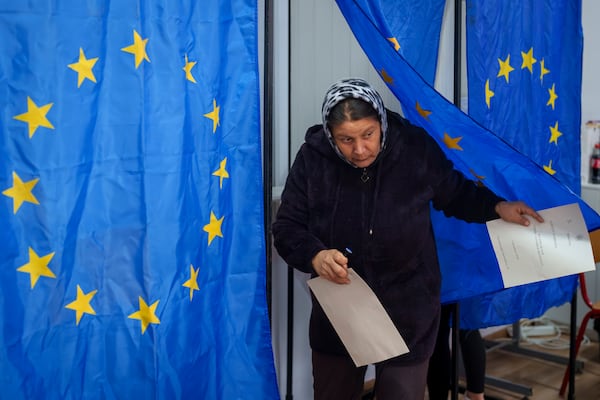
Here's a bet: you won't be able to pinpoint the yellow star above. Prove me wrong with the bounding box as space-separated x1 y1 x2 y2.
13 97 54 138
549 121 562 144
485 79 495 109
415 101 432 120
469 169 486 187
183 54 197 83
182 264 200 301
547 83 558 110
212 157 230 189
540 58 550 82
2 171 40 214
203 211 224 246
387 37 400 51
521 47 537 73
544 160 556 175
204 99 220 133
121 30 150 69
67 48 98 88
443 132 463 151
65 285 97 325
128 296 160 334
17 247 56 289
380 69 393 85
497 54 514 83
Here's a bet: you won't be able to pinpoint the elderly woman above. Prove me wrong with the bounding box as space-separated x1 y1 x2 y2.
272 78 541 400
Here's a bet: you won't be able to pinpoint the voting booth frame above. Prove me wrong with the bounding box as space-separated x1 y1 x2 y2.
266 1 600 398
473 229 600 400
558 229 600 397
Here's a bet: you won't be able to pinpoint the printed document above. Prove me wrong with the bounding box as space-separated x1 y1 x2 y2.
486 203 596 288
307 268 409 366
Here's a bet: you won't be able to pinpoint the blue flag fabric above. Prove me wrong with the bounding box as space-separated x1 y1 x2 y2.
339 0 446 85
466 0 582 193
459 0 585 328
0 2 279 399
335 0 600 328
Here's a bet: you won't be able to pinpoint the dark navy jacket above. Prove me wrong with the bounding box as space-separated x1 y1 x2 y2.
273 110 503 364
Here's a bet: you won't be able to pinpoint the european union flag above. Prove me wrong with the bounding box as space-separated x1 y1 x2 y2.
458 0 585 328
335 0 600 328
0 1 279 399
466 0 582 193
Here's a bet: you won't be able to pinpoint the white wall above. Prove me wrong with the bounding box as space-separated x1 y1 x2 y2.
270 1 600 399
581 1 600 123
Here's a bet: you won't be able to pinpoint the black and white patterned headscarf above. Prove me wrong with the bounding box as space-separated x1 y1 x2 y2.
321 78 388 164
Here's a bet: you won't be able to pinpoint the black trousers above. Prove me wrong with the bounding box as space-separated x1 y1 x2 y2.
312 350 429 400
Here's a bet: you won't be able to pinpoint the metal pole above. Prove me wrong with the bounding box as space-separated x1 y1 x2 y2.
286 266 294 400
453 0 462 107
285 1 294 399
263 0 274 324
451 304 460 400
451 2 462 399
568 290 577 399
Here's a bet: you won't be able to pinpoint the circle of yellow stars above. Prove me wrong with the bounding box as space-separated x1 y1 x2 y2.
486 47 561 175
387 47 561 183
4 27 234 334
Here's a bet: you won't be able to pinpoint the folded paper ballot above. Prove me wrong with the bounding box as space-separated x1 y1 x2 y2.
486 203 596 288
307 268 409 367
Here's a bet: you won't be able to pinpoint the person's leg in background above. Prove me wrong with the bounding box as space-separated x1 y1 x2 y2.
459 329 486 400
427 306 487 400
312 350 367 400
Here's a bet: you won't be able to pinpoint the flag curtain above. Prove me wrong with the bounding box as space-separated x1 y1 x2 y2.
337 0 446 85
459 0 585 328
0 1 279 398
466 0 583 194
334 0 600 328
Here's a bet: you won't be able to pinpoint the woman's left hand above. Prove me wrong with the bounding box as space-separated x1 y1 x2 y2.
495 201 544 226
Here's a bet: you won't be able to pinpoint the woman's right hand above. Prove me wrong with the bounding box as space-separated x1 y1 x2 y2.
311 249 350 284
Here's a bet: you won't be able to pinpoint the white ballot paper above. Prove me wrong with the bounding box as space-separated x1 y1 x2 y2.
307 268 409 367
486 203 596 288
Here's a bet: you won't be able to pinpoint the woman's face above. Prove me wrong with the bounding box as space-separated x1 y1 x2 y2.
331 116 381 168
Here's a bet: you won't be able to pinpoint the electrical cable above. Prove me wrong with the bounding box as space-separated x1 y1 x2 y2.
515 318 590 350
